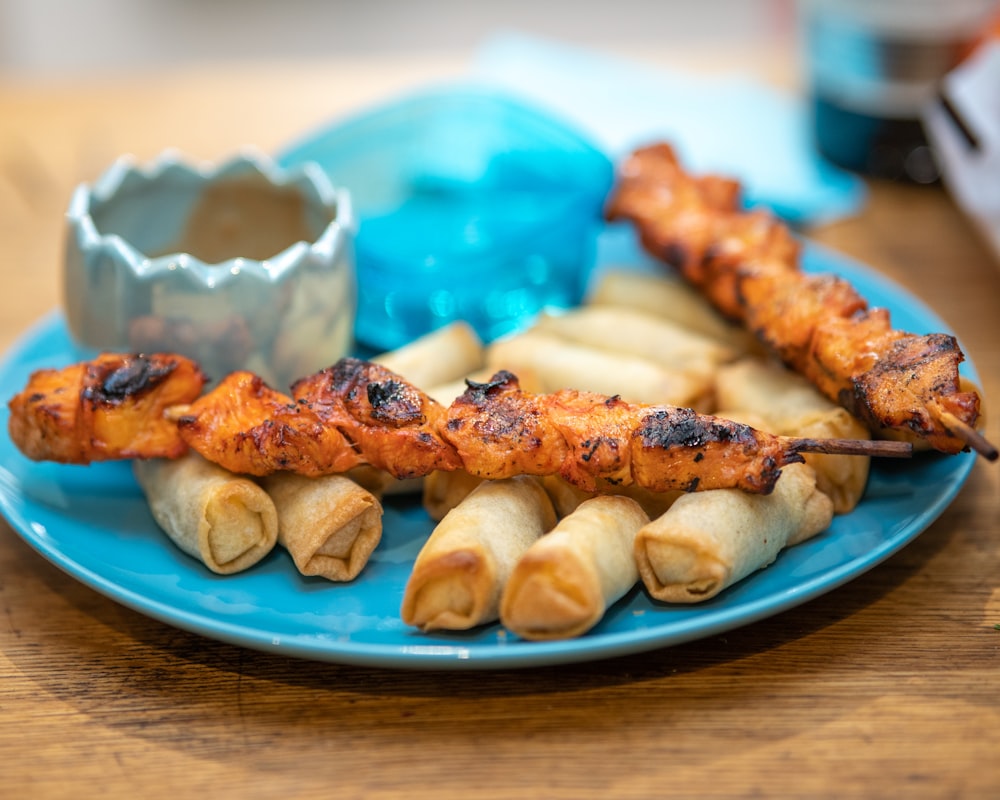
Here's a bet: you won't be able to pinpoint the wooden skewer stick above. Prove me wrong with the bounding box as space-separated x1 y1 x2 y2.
930 407 999 462
163 404 193 422
785 437 913 459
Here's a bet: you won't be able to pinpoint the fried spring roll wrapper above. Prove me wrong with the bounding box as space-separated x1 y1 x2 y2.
488 330 714 410
540 474 681 520
344 465 395 497
587 268 757 353
134 454 278 575
533 306 736 379
793 409 871 514
635 463 833 603
715 357 844 428
716 358 871 513
422 469 485 522
260 473 383 581
401 476 557 631
373 321 484 389
500 495 650 640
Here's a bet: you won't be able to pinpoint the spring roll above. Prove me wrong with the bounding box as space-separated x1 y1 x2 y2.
401 476 557 631
422 469 485 522
587 268 756 353
716 357 871 513
260 473 383 581
488 330 713 410
343 464 395 497
373 321 484 389
540 474 681 520
634 463 833 603
500 495 650 640
533 306 736 379
134 454 278 574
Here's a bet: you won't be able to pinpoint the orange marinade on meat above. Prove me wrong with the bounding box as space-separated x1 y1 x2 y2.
442 371 570 481
443 371 801 494
7 353 894 493
8 352 206 463
177 371 361 476
292 357 463 480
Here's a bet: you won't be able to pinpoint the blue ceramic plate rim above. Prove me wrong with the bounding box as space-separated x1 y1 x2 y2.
0 234 978 670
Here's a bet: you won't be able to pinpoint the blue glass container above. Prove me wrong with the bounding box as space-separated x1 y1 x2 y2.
278 86 613 350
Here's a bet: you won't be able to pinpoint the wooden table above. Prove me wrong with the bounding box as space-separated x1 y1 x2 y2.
2 53 999 799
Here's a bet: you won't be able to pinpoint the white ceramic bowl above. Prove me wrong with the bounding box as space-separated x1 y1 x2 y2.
63 150 355 388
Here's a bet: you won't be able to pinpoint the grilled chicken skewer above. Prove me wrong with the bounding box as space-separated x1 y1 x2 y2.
9 355 910 496
605 142 995 460
158 358 915 493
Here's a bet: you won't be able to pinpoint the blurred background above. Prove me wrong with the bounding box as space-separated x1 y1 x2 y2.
0 0 793 78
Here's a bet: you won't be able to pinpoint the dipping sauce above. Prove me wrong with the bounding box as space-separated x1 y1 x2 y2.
148 176 328 263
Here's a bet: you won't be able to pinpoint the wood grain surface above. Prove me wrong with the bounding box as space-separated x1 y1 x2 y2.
2 54 999 799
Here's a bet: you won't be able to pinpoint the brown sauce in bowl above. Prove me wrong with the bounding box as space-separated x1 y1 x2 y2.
153 176 325 264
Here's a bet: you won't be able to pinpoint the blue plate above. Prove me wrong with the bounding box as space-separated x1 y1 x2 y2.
0 231 977 669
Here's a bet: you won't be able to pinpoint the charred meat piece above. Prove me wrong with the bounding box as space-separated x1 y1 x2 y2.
292 357 463 480
176 370 360 477
8 352 206 463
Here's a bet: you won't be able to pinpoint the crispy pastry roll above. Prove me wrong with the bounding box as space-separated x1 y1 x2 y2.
134 454 279 574
373 321 484 390
488 330 713 410
500 495 650 640
634 463 833 603
716 357 871 513
540 475 681 520
422 469 485 522
401 476 557 631
532 306 736 380
587 269 756 353
260 473 383 581
343 465 396 497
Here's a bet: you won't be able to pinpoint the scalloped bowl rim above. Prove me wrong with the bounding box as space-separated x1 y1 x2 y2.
66 149 355 287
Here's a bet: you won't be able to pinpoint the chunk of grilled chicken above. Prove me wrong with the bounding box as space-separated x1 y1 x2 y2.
444 371 797 494
175 370 361 477
291 358 464 479
7 353 206 463
177 362 805 494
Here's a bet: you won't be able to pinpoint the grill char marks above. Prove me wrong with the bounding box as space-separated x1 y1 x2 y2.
293 357 462 479
82 355 177 406
632 407 798 495
444 372 568 481
8 352 206 464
